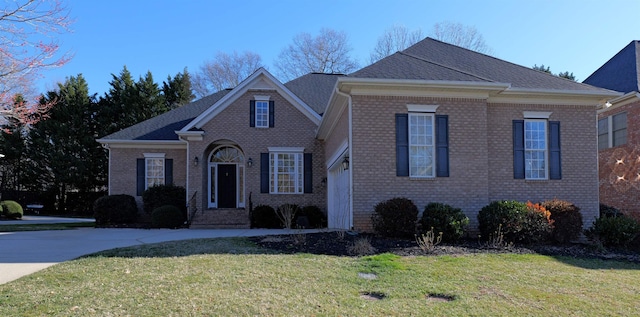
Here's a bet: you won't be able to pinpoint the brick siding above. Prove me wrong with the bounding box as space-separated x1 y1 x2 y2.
598 99 640 214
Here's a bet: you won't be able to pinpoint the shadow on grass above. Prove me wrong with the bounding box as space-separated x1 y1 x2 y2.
82 233 640 271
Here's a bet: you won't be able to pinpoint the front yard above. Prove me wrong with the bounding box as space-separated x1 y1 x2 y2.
0 236 639 316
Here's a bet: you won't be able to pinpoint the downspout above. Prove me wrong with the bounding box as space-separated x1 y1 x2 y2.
334 88 354 230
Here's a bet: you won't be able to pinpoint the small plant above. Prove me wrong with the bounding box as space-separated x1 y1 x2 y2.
276 204 300 229
480 224 513 249
336 230 346 240
93 195 137 225
415 228 442 253
151 205 185 228
0 200 23 219
347 237 377 256
585 215 640 248
371 197 418 238
293 227 307 245
250 205 280 228
542 199 583 244
419 202 469 242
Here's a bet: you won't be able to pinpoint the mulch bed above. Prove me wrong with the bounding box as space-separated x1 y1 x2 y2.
249 231 640 262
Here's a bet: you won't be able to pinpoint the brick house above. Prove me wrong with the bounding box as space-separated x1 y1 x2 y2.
584 40 640 214
98 38 617 230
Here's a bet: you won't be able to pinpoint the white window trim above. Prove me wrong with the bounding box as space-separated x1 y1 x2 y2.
255 100 269 128
407 104 439 113
599 112 628 149
269 150 304 194
524 119 548 180
409 112 435 178
523 111 552 119
143 153 166 189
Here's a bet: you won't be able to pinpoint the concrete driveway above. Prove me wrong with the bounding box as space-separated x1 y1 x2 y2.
0 221 320 285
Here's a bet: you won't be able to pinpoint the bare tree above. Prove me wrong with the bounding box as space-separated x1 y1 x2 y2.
0 0 72 125
192 51 263 98
430 22 492 54
370 25 423 63
275 28 359 81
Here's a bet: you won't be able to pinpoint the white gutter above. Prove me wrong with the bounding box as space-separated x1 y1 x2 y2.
334 87 354 230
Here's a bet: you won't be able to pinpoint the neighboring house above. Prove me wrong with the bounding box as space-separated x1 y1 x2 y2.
98 38 618 231
584 40 640 213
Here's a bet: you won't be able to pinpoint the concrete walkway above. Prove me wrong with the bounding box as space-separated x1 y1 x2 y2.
0 218 321 285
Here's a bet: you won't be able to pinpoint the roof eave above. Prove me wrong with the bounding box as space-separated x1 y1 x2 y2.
96 139 187 149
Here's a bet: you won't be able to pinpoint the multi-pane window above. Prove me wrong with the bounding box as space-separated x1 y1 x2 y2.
524 120 547 180
270 152 303 194
408 113 434 178
145 157 165 189
598 112 627 149
612 112 627 147
255 101 269 128
598 118 609 150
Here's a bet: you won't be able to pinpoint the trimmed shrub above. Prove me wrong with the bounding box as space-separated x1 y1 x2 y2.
1 200 23 219
295 205 327 228
93 194 137 225
585 215 640 247
142 185 186 217
151 205 185 228
419 202 469 243
372 197 418 238
251 205 280 228
599 204 622 218
478 200 553 244
542 199 583 244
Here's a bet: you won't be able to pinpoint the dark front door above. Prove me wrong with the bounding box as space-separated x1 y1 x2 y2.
217 164 237 208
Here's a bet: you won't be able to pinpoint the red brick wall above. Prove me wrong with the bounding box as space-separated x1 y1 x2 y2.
188 89 326 213
108 147 187 207
487 103 599 228
348 95 599 232
598 100 640 214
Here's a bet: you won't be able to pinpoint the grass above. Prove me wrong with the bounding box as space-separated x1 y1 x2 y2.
1 238 639 316
0 222 95 232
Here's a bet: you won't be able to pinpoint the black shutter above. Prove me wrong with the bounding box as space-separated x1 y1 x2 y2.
435 115 449 177
250 100 255 127
269 100 275 127
549 121 562 180
165 159 173 185
304 153 312 193
396 114 409 176
136 158 145 196
260 153 269 193
513 120 525 179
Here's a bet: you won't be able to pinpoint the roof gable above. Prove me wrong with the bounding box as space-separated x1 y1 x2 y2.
182 68 321 131
584 40 640 93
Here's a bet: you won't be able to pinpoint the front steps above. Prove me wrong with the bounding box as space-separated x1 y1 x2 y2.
189 208 250 229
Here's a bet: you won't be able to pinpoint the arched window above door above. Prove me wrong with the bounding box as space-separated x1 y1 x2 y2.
210 146 244 163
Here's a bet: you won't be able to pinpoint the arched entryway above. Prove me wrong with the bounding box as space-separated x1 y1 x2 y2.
208 145 245 209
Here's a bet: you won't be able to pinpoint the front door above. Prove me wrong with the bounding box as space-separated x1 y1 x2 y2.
217 164 237 208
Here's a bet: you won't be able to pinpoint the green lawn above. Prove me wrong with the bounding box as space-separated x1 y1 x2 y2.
0 238 639 316
0 222 95 232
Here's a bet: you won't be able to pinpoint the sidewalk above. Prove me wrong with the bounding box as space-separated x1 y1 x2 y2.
0 215 95 225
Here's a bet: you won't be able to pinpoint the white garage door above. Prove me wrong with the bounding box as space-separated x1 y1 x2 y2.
328 162 350 229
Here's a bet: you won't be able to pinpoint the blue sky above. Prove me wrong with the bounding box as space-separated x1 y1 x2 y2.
39 0 640 96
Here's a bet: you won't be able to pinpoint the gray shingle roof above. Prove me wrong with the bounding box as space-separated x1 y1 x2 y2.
100 89 230 141
583 41 640 93
352 37 607 91
285 73 343 115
